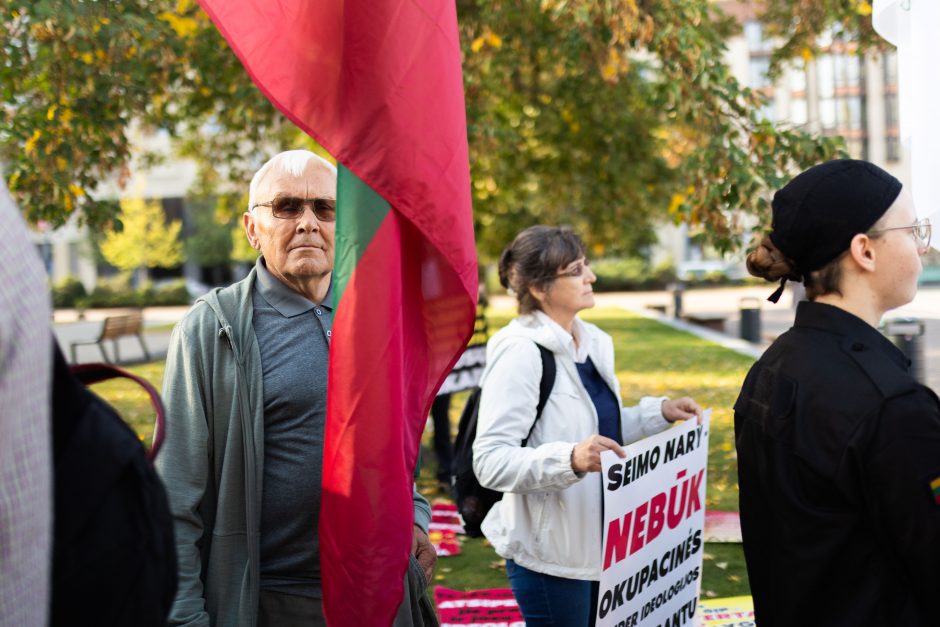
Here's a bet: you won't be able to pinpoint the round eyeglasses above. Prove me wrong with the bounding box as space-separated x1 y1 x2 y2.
868 217 931 250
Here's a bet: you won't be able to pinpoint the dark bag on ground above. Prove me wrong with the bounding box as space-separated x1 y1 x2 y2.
50 343 177 626
452 342 556 537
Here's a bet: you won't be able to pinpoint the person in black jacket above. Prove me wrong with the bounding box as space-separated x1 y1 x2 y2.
735 159 940 626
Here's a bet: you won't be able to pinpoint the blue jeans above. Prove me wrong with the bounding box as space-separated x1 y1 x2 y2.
505 559 599 627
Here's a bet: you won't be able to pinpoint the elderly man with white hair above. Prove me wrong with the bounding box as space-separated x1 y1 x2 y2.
157 150 435 626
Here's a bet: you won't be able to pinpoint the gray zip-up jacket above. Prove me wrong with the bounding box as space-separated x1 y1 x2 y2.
156 266 431 626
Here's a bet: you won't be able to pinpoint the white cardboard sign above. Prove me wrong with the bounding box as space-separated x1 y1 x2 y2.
597 411 710 627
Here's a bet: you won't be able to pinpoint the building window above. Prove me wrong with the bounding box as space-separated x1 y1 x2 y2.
748 57 772 90
790 98 808 126
745 21 770 52
833 54 861 88
819 97 837 130
836 96 864 130
885 93 899 128
886 135 901 162
789 61 807 93
884 50 898 86
816 54 835 98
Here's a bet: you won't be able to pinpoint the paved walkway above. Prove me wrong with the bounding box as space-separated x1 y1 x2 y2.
54 306 188 366
496 285 940 392
55 286 940 391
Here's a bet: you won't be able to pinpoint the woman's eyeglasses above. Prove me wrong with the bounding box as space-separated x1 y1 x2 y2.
869 217 931 249
251 196 336 222
556 260 590 279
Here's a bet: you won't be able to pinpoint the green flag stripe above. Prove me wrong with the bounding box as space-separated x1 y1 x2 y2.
334 165 392 307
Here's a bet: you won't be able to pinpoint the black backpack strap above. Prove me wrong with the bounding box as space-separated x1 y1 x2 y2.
523 342 556 446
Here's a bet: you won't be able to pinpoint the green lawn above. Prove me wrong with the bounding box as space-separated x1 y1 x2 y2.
97 306 755 599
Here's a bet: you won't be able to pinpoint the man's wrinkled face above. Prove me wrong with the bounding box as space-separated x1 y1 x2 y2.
244 161 336 287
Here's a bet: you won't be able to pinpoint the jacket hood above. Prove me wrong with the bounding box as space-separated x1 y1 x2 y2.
194 265 259 361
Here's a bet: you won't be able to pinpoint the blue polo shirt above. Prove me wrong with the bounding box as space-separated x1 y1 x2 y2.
252 257 332 599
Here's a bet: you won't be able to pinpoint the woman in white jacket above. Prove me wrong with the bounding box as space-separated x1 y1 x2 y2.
474 225 701 626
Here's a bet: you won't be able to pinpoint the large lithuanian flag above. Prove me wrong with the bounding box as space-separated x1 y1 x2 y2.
196 1 478 624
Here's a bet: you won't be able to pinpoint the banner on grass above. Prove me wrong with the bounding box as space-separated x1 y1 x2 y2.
699 596 754 626
597 412 710 627
434 587 523 627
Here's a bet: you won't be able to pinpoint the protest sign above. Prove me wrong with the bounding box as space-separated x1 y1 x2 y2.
438 303 489 395
597 411 710 627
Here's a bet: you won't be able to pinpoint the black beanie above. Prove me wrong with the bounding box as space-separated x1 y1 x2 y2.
770 159 902 275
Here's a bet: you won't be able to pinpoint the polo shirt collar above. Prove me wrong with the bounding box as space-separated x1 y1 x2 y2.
255 257 334 318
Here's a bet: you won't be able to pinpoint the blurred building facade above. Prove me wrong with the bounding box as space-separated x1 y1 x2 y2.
657 2 909 279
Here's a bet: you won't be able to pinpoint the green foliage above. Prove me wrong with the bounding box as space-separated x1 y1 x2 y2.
99 195 183 274
184 196 234 267
757 1 884 79
591 257 677 292
3 0 860 255
0 0 184 228
76 274 190 308
51 276 88 308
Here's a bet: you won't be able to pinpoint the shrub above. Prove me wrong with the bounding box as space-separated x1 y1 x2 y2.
591 258 676 292
75 275 191 308
51 276 88 308
149 279 191 306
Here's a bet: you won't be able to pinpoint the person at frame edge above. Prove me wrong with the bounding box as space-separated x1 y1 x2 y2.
156 150 437 627
432 287 489 493
473 225 702 627
736 159 940 626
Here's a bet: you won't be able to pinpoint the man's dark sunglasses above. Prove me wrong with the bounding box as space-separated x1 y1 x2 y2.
251 196 336 221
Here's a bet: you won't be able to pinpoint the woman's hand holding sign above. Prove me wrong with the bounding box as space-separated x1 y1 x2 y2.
571 435 626 473
662 397 703 424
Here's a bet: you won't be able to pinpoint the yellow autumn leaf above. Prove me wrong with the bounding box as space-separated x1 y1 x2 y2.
95 49 106 62
800 47 813 62
60 108 74 126
856 1 873 17
56 157 68 170
46 104 57 121
80 52 94 64
63 194 74 212
24 129 41 156
159 12 199 38
601 63 617 81
668 193 685 215
486 32 502 48
470 36 485 53
68 184 85 197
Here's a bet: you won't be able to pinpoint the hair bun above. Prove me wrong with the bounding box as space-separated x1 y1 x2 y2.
746 235 801 283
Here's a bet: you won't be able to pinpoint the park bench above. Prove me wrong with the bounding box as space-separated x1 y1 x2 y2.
70 311 151 364
682 313 727 333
